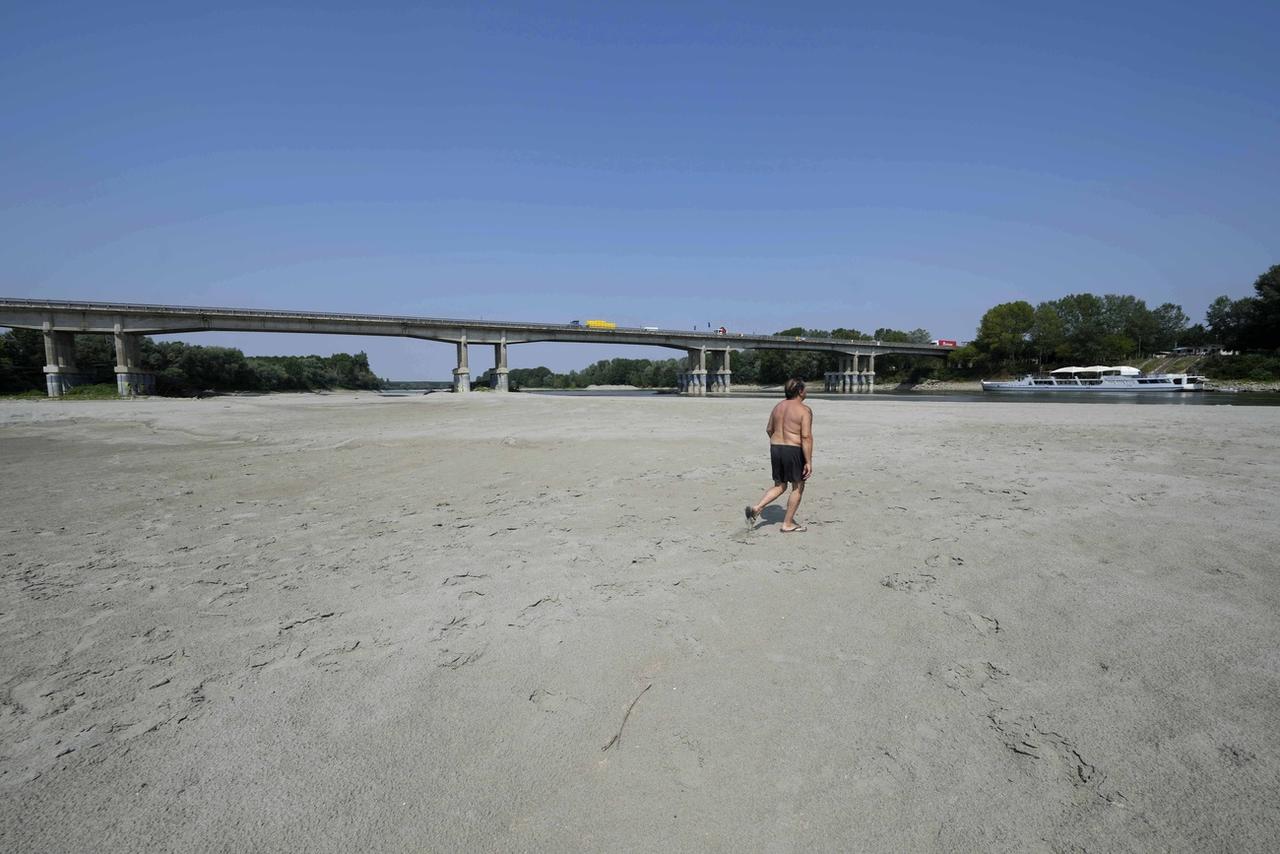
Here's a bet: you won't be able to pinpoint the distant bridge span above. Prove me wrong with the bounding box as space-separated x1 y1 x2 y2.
0 298 952 397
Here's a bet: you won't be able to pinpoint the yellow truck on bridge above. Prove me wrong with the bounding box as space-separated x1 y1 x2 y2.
570 319 617 329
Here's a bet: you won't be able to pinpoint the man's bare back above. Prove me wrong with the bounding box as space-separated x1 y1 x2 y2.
767 398 812 449
767 393 813 484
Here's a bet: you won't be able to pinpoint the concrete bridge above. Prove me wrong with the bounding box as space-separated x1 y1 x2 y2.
0 298 953 397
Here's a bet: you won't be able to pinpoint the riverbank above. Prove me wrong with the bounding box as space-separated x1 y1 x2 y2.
903 377 1280 393
1204 379 1280 392
2 393 1277 851
898 379 984 392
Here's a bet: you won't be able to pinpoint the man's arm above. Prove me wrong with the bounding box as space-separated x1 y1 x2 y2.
801 405 814 479
765 405 777 439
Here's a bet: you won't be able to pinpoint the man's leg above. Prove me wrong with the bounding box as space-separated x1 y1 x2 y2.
781 481 805 530
749 483 787 522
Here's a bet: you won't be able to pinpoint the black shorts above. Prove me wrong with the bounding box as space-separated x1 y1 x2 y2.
770 444 806 485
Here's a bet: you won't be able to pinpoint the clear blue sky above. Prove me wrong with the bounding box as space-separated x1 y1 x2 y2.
3 1 1277 378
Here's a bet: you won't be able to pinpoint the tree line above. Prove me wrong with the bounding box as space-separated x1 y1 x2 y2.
0 329 380 395
962 264 1279 377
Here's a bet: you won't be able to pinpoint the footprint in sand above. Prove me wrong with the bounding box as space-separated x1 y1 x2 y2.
929 660 1123 804
944 609 1001 635
439 648 486 670
508 596 562 629
667 734 706 789
985 709 1124 803
429 614 488 669
880 572 937 593
528 687 583 714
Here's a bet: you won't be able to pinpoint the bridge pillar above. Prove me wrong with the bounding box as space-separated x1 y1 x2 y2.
114 326 155 397
708 350 732 393
842 355 856 394
490 340 509 392
453 336 471 393
866 353 876 392
42 325 89 397
684 348 707 396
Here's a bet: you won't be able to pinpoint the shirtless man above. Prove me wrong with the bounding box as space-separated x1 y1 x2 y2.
745 377 813 533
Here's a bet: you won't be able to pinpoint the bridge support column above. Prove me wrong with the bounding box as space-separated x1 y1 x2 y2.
684 348 707 396
842 355 856 394
453 336 471 393
42 325 89 398
490 340 509 392
114 326 154 397
866 354 876 392
708 350 731 393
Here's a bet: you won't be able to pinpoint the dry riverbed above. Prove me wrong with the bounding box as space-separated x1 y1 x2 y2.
2 392 1277 851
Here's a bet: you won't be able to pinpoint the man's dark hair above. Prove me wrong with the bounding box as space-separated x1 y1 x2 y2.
785 378 806 399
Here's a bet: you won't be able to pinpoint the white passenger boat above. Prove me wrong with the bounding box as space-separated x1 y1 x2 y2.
982 365 1206 392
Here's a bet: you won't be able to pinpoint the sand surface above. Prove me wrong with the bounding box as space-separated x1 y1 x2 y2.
2 392 1278 851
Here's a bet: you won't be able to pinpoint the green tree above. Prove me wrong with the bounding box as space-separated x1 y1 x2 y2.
1029 303 1065 366
0 328 46 393
976 301 1035 365
730 349 761 384
947 342 984 373
1099 333 1135 362
1207 295 1254 350
1181 323 1210 348
175 346 258 390
1151 303 1189 351
1248 264 1280 349
73 335 118 384
1051 293 1105 362
1100 294 1156 357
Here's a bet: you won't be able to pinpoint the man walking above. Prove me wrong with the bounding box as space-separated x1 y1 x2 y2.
745 377 813 533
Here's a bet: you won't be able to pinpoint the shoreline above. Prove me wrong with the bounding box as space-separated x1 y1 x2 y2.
900 377 1280 393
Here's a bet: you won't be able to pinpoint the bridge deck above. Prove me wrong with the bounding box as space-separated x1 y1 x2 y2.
0 297 950 356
